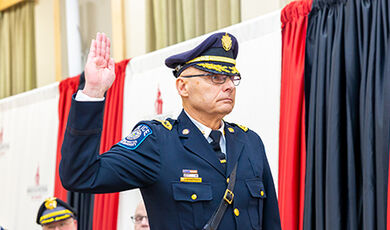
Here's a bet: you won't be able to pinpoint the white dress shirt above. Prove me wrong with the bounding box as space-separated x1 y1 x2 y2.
184 110 226 155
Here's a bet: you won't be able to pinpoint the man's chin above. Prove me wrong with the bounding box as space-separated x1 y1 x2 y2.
218 105 234 116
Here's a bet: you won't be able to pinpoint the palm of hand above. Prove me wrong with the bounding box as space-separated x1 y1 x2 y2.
83 32 115 98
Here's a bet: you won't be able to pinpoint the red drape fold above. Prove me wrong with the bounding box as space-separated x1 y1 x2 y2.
92 59 130 230
278 1 311 230
55 75 80 201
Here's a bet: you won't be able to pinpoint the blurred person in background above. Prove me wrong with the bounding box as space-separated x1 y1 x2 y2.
36 197 77 230
131 201 150 230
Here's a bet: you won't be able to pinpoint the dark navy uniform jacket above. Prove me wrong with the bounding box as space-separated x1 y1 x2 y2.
60 97 282 230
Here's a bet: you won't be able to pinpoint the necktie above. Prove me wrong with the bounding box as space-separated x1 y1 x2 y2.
209 130 226 170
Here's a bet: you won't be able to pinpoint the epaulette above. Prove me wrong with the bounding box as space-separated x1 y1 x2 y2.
226 121 249 132
236 124 248 132
154 119 173 130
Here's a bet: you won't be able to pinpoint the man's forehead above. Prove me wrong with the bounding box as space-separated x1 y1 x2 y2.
135 203 147 215
43 218 72 227
180 66 208 75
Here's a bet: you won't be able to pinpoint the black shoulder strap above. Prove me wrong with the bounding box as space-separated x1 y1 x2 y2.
203 163 238 230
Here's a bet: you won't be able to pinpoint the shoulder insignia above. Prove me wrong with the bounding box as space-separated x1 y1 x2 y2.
237 124 248 132
155 119 172 130
224 120 249 132
118 124 152 150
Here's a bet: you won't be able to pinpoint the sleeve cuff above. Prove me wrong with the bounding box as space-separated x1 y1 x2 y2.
75 90 105 101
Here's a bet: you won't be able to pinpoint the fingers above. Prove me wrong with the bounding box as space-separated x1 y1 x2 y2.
96 32 102 56
105 38 111 62
93 32 111 63
101 37 106 59
88 39 96 59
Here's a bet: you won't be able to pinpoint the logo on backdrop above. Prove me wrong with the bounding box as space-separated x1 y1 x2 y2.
0 127 10 157
155 86 163 115
27 165 48 201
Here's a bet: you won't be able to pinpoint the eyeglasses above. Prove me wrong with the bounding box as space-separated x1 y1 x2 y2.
131 215 148 224
180 73 241 86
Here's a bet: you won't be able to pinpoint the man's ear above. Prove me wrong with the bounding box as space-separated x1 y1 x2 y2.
176 78 189 97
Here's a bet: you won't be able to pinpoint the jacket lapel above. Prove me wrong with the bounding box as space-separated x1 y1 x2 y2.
225 123 244 177
177 110 226 177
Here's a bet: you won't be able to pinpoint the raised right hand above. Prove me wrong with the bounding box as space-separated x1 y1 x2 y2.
83 32 115 98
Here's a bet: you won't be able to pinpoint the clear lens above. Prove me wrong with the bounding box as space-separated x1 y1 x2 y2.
211 75 227 84
181 74 241 86
131 215 148 224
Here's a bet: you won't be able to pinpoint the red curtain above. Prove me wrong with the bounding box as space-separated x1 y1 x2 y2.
278 1 311 230
54 75 80 200
388 148 390 230
92 59 130 230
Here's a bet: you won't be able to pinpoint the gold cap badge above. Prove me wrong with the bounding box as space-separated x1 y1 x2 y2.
221 33 232 51
44 197 57 210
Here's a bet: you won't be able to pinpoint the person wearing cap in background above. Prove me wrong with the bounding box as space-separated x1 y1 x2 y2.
131 201 150 230
36 197 77 229
60 32 281 229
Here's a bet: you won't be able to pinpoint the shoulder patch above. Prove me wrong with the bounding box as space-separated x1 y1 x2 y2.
118 124 152 150
154 119 172 130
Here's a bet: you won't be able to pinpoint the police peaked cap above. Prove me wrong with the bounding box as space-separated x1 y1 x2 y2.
165 32 240 77
36 197 77 225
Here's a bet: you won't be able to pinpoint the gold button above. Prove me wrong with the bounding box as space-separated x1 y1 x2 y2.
182 129 190 135
234 208 239 216
191 194 197 200
260 190 264 196
226 178 230 183
228 127 234 133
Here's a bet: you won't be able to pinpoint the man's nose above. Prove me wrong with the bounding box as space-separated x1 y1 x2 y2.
223 76 235 91
141 217 149 225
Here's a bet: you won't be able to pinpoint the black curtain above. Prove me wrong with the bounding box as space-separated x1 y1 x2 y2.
67 72 94 230
68 192 94 230
303 0 390 229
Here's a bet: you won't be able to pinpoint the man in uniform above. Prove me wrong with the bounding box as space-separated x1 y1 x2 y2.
36 197 77 230
60 32 281 229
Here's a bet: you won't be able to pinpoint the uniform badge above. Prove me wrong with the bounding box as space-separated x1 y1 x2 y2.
221 33 232 51
44 197 57 210
118 124 152 150
180 169 202 183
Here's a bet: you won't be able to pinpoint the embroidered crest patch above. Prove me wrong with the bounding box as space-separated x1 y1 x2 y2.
118 124 152 150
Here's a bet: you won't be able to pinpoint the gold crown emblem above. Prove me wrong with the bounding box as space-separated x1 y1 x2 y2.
44 197 57 210
221 33 232 51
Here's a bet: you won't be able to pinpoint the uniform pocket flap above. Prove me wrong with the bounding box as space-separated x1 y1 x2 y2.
172 183 213 202
245 179 266 198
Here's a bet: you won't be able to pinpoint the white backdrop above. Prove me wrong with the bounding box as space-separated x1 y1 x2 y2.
0 83 59 229
118 10 281 230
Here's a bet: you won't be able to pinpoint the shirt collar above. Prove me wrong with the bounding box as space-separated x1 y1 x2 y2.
184 110 225 140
